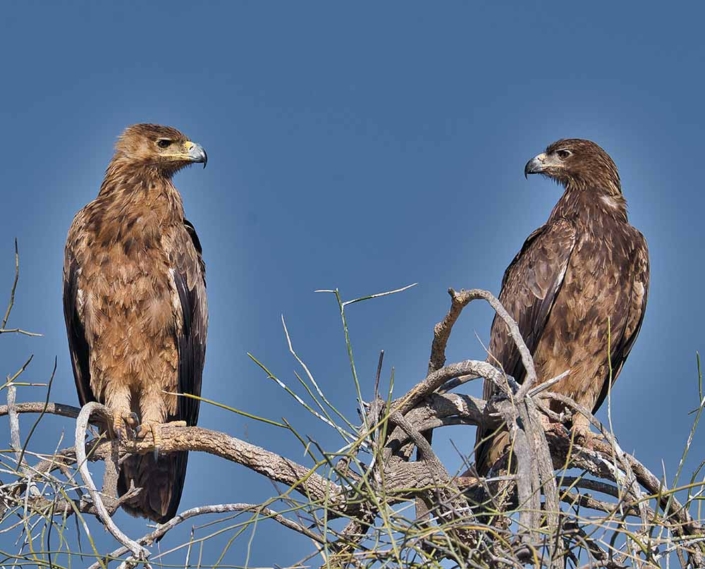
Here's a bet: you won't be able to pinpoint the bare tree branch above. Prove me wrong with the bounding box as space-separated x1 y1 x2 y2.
75 402 150 562
7 384 22 465
0 401 83 421
89 502 326 569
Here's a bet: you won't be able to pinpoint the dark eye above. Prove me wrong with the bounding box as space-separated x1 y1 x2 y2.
157 139 172 148
556 149 572 159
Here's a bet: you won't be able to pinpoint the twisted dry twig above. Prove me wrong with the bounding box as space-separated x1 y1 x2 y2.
74 402 150 562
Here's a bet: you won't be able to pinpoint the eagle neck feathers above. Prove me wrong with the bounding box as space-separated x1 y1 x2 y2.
550 183 628 227
85 160 185 252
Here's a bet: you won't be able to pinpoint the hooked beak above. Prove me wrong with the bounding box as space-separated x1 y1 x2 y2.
524 153 546 178
185 141 208 168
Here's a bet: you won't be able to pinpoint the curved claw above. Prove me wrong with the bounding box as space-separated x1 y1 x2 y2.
110 411 139 440
136 420 188 460
569 414 604 448
136 421 161 460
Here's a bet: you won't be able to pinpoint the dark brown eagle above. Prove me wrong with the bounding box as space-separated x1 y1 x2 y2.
475 139 649 476
63 124 208 522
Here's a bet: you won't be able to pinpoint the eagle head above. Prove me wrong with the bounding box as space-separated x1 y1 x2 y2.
114 123 208 176
524 139 621 196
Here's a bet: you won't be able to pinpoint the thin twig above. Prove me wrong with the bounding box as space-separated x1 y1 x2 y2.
17 357 58 469
0 328 42 337
89 503 325 569
527 369 571 397
1 238 19 329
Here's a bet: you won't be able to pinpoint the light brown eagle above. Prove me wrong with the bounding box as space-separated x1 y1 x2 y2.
475 139 649 476
63 124 208 522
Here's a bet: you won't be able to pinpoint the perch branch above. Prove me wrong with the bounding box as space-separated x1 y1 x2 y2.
9 393 702 541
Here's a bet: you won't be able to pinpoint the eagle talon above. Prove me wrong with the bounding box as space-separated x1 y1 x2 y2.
137 421 161 442
126 412 139 431
571 426 607 450
136 421 163 460
111 411 140 441
137 420 188 459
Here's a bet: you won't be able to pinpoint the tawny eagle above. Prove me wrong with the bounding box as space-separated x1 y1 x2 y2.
63 124 208 522
475 139 649 476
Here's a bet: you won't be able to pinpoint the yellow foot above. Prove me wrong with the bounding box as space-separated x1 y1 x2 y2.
137 421 162 444
137 420 187 459
537 410 570 439
545 421 570 438
573 427 608 450
137 420 162 460
570 414 602 448
110 411 139 441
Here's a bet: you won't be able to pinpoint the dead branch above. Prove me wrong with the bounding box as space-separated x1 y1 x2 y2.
89 502 326 569
7 384 22 465
3 384 703 568
426 290 561 562
439 288 538 391
75 402 150 562
428 288 471 374
542 392 696 532
0 401 83 421
395 360 508 416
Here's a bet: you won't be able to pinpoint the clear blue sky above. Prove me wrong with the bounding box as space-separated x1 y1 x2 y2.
0 1 703 566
